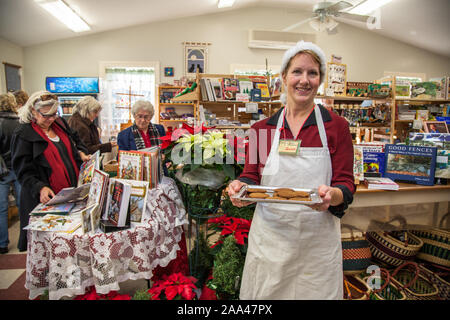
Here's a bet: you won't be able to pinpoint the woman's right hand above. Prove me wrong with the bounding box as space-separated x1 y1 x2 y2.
40 186 55 204
227 180 252 208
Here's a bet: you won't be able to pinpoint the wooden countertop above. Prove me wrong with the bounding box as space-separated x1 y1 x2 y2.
356 182 450 193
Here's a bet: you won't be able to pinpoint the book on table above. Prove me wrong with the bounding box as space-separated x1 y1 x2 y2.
77 150 100 187
364 177 399 190
30 202 75 216
104 179 132 227
87 169 109 217
24 214 81 233
80 204 98 234
45 183 91 206
117 150 144 181
113 178 149 223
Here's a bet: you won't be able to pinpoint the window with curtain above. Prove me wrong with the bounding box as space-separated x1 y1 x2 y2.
99 67 156 140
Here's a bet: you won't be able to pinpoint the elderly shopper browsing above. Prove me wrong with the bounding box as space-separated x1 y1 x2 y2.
68 96 116 154
117 100 165 151
0 93 22 254
227 41 355 299
11 91 86 251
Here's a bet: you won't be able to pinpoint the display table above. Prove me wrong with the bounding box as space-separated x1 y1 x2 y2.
25 177 188 300
343 183 450 232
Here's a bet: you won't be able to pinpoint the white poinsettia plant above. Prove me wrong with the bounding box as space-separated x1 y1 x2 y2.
170 130 236 188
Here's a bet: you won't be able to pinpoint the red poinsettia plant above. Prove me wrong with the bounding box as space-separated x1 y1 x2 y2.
73 286 131 300
148 273 198 300
208 216 252 247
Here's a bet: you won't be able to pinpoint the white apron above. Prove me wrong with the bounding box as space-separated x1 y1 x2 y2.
239 105 343 300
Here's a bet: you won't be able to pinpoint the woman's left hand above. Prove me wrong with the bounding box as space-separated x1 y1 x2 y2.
308 185 335 212
79 151 91 162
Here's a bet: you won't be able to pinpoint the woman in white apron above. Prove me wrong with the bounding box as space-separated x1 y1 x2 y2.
228 41 355 299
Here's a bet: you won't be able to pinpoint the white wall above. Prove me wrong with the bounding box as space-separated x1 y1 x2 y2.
0 38 24 94
20 6 450 93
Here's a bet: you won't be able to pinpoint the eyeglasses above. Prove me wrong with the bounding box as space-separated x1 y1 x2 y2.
135 114 152 120
37 109 59 119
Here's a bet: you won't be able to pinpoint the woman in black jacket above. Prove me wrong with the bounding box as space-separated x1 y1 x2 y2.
0 93 21 254
11 91 88 251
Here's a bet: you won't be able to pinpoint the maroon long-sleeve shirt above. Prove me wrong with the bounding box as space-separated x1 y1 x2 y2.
238 105 356 218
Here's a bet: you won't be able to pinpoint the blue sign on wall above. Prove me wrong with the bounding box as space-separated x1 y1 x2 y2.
46 77 99 94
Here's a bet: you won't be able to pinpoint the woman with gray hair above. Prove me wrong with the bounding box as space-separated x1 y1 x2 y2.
117 99 165 151
11 91 87 251
68 95 116 154
0 93 21 254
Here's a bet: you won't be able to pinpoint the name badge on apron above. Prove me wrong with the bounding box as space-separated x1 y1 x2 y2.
278 139 301 155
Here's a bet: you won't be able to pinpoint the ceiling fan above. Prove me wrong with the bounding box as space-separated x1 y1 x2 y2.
283 1 372 34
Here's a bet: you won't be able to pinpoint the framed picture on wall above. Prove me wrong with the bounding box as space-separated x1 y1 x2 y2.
164 67 174 77
183 42 211 78
423 121 449 133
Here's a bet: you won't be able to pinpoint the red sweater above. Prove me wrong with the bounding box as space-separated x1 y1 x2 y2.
238 105 355 218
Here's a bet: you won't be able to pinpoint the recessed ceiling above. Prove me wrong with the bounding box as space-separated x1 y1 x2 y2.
1 0 449 57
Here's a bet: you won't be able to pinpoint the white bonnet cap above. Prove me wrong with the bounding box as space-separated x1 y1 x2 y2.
280 40 326 83
279 41 326 104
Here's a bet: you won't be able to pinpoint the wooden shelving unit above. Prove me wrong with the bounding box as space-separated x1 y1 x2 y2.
167 72 282 130
157 85 196 129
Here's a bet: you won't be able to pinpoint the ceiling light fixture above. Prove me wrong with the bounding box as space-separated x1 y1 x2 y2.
347 0 393 15
217 0 235 9
35 0 90 32
310 17 338 32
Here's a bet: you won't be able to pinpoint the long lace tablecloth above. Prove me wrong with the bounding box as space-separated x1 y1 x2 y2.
25 177 188 300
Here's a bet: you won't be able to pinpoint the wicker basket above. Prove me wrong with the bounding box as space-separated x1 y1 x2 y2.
343 274 371 300
418 263 450 300
410 213 450 267
366 216 423 267
341 224 372 275
363 268 406 300
103 160 118 177
390 261 440 300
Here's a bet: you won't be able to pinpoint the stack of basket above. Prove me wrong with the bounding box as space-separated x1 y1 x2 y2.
409 212 450 300
341 224 372 275
390 261 440 300
409 213 450 268
366 216 424 267
103 159 118 177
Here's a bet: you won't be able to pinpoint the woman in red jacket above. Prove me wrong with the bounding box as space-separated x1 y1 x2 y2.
227 41 355 300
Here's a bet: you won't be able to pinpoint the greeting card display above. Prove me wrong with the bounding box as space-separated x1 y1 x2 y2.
325 62 347 96
384 144 437 186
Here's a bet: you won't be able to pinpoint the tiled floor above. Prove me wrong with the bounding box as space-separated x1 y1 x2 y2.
0 214 28 300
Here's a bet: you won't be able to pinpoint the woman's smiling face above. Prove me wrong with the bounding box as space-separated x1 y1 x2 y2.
282 52 321 107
